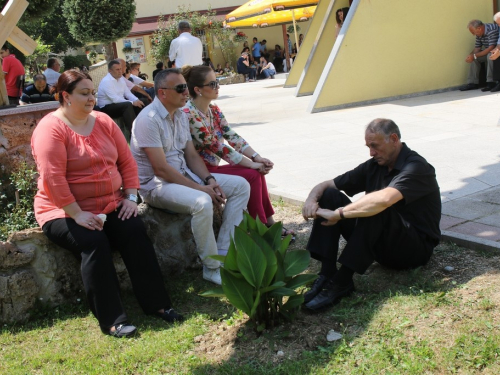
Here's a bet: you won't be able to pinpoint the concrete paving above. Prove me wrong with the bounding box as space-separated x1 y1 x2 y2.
215 73 500 252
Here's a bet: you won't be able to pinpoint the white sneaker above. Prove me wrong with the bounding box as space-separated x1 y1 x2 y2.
203 266 222 285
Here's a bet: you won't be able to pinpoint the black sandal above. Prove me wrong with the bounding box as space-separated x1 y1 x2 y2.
107 323 137 338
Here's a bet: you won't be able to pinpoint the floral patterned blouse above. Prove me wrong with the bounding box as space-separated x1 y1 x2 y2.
183 101 249 167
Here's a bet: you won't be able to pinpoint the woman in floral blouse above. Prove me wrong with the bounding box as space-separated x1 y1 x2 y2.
181 65 295 241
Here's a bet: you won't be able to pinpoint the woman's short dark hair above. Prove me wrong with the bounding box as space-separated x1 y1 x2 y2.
336 7 350 25
51 70 92 105
156 61 164 69
181 65 212 98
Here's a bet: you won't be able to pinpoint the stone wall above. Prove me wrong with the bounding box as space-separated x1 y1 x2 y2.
0 204 201 324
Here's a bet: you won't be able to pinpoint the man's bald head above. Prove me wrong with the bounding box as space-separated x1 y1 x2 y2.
494 12 500 26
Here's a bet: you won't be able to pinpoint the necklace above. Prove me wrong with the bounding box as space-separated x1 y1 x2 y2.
192 101 213 128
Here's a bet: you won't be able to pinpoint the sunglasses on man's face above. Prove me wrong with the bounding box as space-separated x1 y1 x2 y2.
201 81 220 90
159 83 188 93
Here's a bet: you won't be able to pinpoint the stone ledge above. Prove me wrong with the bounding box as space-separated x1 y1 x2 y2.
0 203 212 324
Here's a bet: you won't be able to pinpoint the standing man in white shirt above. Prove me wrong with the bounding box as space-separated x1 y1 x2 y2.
97 60 144 136
169 21 203 68
44 58 61 87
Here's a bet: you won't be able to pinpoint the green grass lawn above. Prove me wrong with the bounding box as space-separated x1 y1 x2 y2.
2 201 500 374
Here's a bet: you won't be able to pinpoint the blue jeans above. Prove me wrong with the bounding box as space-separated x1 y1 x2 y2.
261 68 276 78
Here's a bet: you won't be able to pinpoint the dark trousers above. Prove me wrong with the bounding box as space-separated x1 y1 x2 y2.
42 212 172 331
307 188 434 275
493 58 500 81
97 102 141 134
8 96 19 105
238 66 256 80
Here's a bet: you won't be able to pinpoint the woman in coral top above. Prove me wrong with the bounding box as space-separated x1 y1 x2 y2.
181 65 295 241
31 71 183 338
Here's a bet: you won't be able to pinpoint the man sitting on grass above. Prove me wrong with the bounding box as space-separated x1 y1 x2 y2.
302 118 441 311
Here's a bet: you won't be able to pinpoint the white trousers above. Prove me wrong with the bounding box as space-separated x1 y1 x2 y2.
142 173 250 269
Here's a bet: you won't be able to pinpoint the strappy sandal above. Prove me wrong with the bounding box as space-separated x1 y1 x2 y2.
282 227 296 243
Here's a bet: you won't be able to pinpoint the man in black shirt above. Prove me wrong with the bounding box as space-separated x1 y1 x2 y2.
302 118 441 311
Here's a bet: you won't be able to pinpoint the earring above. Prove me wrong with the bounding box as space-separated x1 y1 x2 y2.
199 93 202 96
67 101 71 106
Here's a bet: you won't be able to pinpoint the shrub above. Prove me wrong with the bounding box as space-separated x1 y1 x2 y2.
0 161 38 241
201 212 317 331
62 55 90 70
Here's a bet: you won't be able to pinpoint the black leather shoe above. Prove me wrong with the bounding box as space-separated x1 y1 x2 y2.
481 82 496 92
303 274 329 304
491 83 500 92
108 323 137 338
459 83 478 91
156 308 185 323
305 279 355 311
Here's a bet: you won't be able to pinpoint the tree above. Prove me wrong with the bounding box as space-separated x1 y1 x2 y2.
62 0 136 44
19 0 83 54
0 0 58 22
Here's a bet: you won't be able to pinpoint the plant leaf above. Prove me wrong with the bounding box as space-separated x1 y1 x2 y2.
281 294 304 311
220 268 254 315
269 287 296 297
224 239 238 271
234 227 267 288
259 281 286 294
255 215 268 236
279 234 291 257
283 250 311 278
249 290 261 318
248 231 278 287
199 287 225 297
285 274 318 290
208 255 226 263
263 221 282 251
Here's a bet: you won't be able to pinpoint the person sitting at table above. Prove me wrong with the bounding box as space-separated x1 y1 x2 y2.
31 70 183 338
257 57 276 79
20 74 55 105
237 51 257 82
182 65 295 241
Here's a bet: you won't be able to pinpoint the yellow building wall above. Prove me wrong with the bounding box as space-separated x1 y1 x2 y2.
285 0 349 89
309 0 494 113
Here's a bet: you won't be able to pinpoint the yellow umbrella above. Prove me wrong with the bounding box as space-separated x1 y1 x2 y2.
225 6 316 29
226 0 319 23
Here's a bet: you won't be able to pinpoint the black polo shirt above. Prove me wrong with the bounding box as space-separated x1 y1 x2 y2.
333 143 441 246
20 84 55 104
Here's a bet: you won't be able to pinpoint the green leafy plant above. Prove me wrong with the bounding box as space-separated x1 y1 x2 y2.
201 212 316 331
0 161 38 241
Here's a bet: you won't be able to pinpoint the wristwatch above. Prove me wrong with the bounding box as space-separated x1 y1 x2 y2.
204 175 216 184
251 152 259 161
125 194 138 203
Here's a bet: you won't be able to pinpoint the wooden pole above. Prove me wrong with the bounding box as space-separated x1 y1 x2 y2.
282 24 291 71
292 10 299 53
0 70 8 106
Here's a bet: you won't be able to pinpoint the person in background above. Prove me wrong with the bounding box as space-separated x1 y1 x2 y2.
224 62 234 74
252 37 262 62
153 62 164 80
182 65 295 241
19 74 55 105
215 63 224 75
273 45 283 72
44 58 61 87
237 51 256 82
31 70 183 338
169 21 203 68
298 34 304 47
0 44 25 105
257 57 276 79
335 7 350 37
